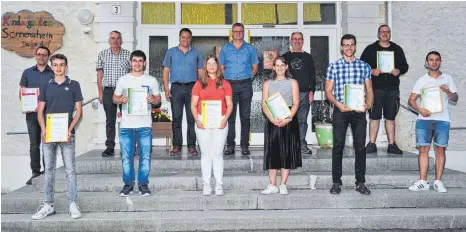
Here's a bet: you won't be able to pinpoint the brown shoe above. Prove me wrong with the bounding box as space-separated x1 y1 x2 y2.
223 146 235 155
169 146 181 156
188 146 198 156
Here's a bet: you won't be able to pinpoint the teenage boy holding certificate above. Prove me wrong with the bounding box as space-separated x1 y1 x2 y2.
408 51 458 193
113 50 161 197
34 54 83 220
191 55 233 196
325 34 374 195
360 25 409 154
19 46 54 185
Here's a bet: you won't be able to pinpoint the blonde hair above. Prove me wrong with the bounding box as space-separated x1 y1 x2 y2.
201 55 224 89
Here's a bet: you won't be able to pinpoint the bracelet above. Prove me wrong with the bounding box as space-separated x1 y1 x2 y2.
285 117 291 120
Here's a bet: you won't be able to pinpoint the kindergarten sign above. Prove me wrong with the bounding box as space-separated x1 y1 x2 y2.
2 10 65 58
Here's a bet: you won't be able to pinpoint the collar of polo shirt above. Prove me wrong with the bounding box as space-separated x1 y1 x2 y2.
49 76 72 85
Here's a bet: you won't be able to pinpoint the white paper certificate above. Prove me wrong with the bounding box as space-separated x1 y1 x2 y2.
21 88 39 112
127 88 148 115
377 51 395 73
421 86 443 113
46 113 69 143
201 100 222 128
265 92 291 119
344 84 365 111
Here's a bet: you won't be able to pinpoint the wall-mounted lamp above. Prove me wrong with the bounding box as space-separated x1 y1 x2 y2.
78 8 94 34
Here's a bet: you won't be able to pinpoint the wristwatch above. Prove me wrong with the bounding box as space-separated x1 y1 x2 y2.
285 116 291 120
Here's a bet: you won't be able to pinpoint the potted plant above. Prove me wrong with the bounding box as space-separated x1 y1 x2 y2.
151 104 173 149
313 81 334 149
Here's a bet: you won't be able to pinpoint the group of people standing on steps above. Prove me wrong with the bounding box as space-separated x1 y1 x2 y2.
20 23 458 220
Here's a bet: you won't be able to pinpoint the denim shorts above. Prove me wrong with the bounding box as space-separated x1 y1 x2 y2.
416 120 450 147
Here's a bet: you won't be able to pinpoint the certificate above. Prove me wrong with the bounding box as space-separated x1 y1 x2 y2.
264 92 291 119
344 84 365 111
21 88 39 112
421 86 443 113
263 51 278 69
46 113 69 143
377 51 395 73
127 88 148 115
201 100 222 128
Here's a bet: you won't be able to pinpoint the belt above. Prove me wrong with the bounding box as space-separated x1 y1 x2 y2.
227 78 252 84
172 82 196 86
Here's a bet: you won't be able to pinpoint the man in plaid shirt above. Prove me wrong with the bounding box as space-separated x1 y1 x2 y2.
96 31 131 157
325 34 374 196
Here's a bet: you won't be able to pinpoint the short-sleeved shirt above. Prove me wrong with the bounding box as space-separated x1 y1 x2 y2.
219 41 259 80
96 48 131 87
192 79 232 116
326 57 371 103
163 46 204 83
411 73 458 122
115 73 160 129
19 65 54 88
38 77 84 134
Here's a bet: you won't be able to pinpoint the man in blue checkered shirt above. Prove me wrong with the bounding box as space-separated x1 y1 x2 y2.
325 34 374 196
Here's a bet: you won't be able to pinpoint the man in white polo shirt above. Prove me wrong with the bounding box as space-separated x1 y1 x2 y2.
408 51 458 193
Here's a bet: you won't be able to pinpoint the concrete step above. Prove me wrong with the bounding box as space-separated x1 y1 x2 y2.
76 148 432 174
2 208 466 232
29 170 466 193
3 189 466 214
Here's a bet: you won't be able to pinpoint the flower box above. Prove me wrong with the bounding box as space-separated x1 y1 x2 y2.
152 122 173 150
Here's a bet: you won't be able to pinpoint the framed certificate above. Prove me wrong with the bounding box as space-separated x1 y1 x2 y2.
46 113 69 143
264 92 291 119
377 51 395 73
127 88 148 115
344 84 365 111
421 86 443 113
201 100 222 128
21 88 39 112
263 51 278 69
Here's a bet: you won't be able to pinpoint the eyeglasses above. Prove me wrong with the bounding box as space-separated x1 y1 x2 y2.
291 38 303 41
379 31 391 34
36 54 48 57
110 37 121 41
342 44 356 48
232 30 244 33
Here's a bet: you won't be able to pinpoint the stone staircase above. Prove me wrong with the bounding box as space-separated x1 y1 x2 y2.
2 147 466 231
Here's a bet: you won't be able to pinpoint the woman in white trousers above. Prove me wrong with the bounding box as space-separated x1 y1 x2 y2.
191 55 233 196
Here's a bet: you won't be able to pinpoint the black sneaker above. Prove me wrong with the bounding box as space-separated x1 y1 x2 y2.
119 184 134 197
365 142 377 154
241 146 250 156
102 147 115 157
387 142 403 154
355 182 371 195
223 146 235 155
26 171 42 185
330 183 341 194
139 184 152 196
301 145 312 154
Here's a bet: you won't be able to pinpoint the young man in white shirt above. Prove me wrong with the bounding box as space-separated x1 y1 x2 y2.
408 51 459 193
113 50 161 196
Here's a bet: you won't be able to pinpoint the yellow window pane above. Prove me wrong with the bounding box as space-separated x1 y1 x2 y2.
142 3 175 24
232 4 237 24
277 4 297 24
242 4 276 25
304 3 322 22
182 4 224 24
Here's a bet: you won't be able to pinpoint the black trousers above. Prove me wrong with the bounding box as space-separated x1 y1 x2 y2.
170 83 196 147
226 80 253 147
332 106 367 185
26 113 43 174
103 87 122 149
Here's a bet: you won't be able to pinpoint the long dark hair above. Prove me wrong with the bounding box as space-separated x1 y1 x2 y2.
201 55 224 89
268 56 292 80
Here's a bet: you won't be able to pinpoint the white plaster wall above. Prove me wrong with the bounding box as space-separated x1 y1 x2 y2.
1 2 99 192
392 1 466 151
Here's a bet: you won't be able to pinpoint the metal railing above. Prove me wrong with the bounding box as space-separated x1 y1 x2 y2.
6 97 99 135
400 103 465 130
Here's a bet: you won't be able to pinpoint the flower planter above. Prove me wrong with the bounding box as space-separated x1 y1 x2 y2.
152 122 173 150
315 123 333 148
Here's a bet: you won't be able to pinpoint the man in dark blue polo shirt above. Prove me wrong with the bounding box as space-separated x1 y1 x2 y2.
34 54 83 220
19 46 54 185
219 23 259 156
163 28 204 156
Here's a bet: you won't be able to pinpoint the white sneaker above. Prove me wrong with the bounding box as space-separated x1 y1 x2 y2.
69 202 82 219
279 184 288 195
261 184 279 195
408 180 430 191
215 186 224 196
31 203 55 220
203 186 212 196
434 180 447 193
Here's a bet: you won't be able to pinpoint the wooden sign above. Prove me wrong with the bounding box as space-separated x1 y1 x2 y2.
1 10 65 58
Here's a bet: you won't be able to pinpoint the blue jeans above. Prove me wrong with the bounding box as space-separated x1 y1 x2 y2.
297 92 311 146
416 120 450 147
43 135 77 205
119 127 152 185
